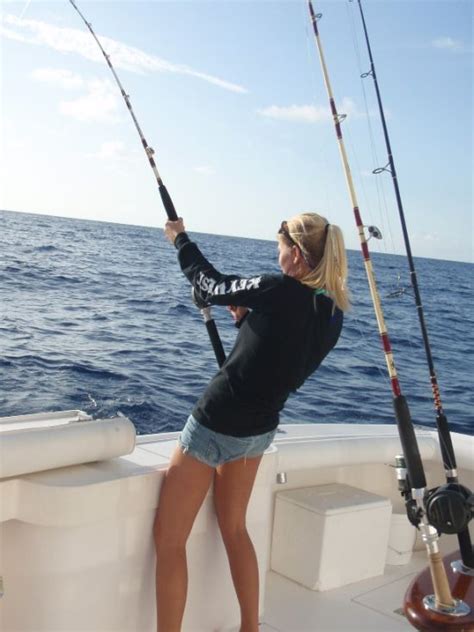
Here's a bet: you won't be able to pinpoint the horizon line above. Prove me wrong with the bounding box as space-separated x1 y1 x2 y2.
1 207 472 266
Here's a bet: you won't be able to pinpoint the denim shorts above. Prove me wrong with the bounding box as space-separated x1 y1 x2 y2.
178 415 277 468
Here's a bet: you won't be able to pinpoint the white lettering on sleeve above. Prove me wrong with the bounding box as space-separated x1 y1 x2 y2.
197 274 264 297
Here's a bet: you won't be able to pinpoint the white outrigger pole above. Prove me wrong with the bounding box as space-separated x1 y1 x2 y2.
307 1 472 626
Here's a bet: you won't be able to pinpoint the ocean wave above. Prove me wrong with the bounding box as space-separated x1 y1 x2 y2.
34 245 61 252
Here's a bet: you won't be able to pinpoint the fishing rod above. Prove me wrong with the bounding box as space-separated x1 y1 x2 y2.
307 0 470 618
353 0 473 573
68 0 226 368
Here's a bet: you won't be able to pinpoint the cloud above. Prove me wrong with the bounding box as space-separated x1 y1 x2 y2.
93 141 127 160
432 36 468 53
1 13 248 94
258 104 330 123
32 67 84 89
193 165 215 175
31 66 120 122
258 98 372 123
59 79 120 122
422 233 440 243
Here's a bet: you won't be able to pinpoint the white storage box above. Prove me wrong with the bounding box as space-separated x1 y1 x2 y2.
271 483 392 591
386 512 417 565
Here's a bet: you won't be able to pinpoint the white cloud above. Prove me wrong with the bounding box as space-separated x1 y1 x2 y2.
32 67 84 89
258 98 371 123
432 36 466 52
422 233 440 243
258 104 330 123
93 141 127 160
59 79 120 122
193 165 215 175
18 0 33 20
31 67 120 122
1 13 247 94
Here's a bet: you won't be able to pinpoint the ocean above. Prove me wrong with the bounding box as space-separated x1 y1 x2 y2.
1 209 472 435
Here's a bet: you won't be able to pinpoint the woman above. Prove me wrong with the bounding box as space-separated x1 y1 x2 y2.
154 212 349 632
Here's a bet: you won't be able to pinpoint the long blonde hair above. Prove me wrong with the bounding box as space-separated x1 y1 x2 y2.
281 212 350 312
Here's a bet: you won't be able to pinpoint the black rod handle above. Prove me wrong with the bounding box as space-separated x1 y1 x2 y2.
436 413 458 475
457 527 474 569
159 183 178 221
205 319 226 368
191 289 226 368
393 395 427 490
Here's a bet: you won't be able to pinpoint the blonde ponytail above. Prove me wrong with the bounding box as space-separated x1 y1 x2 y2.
285 212 350 312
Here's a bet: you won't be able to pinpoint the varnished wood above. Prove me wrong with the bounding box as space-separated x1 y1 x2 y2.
404 550 474 631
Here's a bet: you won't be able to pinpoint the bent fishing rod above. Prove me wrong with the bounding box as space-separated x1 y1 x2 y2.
69 0 226 368
353 0 473 571
307 1 470 617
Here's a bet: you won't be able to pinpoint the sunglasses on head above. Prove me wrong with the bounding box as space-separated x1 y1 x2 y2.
278 220 316 268
278 221 299 248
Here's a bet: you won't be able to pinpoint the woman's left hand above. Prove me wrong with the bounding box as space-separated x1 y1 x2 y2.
164 218 185 244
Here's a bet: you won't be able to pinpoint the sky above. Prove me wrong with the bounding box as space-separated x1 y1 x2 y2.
0 0 472 262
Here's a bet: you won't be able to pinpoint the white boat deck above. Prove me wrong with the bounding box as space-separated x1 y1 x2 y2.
261 552 428 631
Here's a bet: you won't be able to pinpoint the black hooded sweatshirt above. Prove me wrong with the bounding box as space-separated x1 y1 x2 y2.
174 233 343 437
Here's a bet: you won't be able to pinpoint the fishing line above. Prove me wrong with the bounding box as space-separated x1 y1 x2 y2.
342 122 381 246
345 0 400 261
68 0 226 368
345 0 411 302
345 2 389 245
352 4 474 576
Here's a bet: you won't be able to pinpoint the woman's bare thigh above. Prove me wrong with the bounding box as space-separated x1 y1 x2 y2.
154 446 215 547
213 455 263 533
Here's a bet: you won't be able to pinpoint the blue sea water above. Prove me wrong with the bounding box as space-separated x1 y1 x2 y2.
1 209 472 435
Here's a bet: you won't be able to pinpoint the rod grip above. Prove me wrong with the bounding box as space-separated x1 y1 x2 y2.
205 319 226 368
159 183 178 221
428 551 455 608
393 395 427 490
436 413 457 473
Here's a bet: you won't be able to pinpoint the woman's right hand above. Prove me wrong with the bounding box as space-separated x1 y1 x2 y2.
164 218 185 245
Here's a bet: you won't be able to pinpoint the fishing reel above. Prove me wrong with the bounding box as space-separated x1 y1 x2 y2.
424 483 474 535
395 455 423 527
365 225 382 241
395 455 474 534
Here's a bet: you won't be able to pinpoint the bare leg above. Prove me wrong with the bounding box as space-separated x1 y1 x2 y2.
214 455 263 632
153 446 214 632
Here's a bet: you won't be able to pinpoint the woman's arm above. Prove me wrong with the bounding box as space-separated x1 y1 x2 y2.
164 219 286 311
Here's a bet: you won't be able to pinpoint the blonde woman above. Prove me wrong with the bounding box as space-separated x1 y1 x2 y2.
154 212 349 632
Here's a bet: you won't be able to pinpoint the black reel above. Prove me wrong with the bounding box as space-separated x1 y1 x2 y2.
405 498 423 528
424 483 474 534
